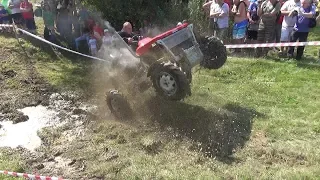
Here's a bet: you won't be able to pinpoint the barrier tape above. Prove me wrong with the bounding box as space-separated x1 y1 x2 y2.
0 170 66 180
0 24 13 27
226 41 320 49
16 28 112 63
1 24 320 60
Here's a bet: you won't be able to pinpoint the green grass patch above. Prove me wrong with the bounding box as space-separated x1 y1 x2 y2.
0 149 25 180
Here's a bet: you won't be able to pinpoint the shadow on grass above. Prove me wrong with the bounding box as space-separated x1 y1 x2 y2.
140 97 265 163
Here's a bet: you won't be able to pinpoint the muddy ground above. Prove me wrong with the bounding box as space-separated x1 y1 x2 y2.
0 33 105 179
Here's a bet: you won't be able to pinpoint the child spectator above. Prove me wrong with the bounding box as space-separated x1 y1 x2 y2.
247 0 260 45
98 29 113 58
88 34 97 56
20 0 36 33
102 29 113 46
231 0 248 53
288 0 316 60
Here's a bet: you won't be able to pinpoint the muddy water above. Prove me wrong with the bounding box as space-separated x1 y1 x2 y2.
0 105 60 152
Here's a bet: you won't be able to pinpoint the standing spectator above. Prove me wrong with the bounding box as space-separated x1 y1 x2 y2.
203 0 216 36
231 0 248 53
0 3 9 32
0 3 9 23
93 21 103 49
280 0 301 54
20 0 36 33
256 0 281 57
210 0 230 43
1 0 12 21
288 0 316 60
102 29 113 46
275 0 285 45
93 21 103 39
247 0 260 45
57 8 72 41
75 26 90 51
78 5 89 35
42 4 55 41
8 0 23 27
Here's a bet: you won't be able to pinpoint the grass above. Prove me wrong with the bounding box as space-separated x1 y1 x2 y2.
1 17 320 179
0 149 25 180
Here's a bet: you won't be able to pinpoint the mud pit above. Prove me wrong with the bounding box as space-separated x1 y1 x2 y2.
0 105 60 151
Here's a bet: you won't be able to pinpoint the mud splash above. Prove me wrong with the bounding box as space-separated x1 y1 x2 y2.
0 105 61 152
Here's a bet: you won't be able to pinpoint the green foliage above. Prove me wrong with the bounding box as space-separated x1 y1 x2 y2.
82 0 207 32
188 0 211 35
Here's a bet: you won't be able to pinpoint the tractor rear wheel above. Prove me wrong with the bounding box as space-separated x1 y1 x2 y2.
200 36 227 69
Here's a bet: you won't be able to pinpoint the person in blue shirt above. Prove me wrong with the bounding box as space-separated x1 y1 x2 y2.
0 3 9 32
288 0 316 60
0 3 9 23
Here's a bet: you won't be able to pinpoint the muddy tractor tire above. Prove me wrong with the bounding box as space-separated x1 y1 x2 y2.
106 90 133 120
199 36 227 69
150 62 191 101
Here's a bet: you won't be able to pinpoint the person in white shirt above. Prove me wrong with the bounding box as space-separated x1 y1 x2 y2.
280 0 301 53
8 0 23 27
210 0 229 42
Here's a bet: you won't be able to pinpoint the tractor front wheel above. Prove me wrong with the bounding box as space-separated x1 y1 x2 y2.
150 63 191 101
106 90 133 121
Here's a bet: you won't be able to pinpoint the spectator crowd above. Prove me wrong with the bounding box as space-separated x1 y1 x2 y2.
204 0 320 60
0 0 151 58
0 0 36 33
1 0 320 60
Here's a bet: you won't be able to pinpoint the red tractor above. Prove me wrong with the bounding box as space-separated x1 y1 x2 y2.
104 21 227 120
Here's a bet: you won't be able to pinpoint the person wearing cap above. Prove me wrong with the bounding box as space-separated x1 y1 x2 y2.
102 29 113 46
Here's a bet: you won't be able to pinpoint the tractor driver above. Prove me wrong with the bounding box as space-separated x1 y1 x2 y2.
118 21 141 51
118 21 135 45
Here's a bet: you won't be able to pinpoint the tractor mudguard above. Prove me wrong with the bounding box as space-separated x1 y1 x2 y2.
147 60 181 78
